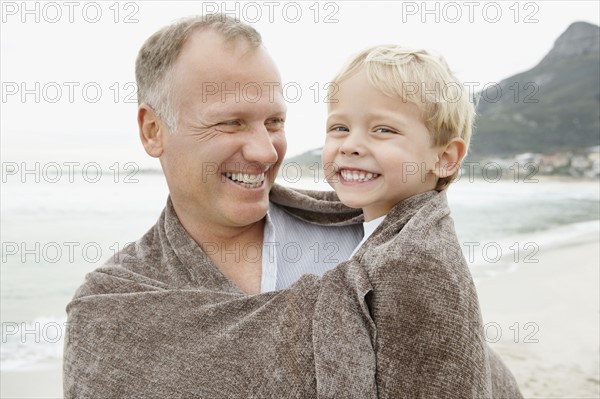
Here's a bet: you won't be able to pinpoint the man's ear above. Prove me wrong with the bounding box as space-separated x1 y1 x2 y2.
138 104 165 158
434 137 467 178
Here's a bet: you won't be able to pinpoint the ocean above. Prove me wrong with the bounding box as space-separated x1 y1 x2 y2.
1 172 599 371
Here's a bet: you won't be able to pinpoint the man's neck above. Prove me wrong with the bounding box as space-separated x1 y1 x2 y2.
171 200 266 295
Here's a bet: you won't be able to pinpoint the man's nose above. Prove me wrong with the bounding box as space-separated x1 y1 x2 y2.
242 125 279 164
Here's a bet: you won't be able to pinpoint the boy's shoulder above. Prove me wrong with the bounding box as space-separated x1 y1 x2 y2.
385 190 454 239
357 190 472 289
360 190 465 265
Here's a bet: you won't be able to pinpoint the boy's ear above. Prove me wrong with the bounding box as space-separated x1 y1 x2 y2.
434 137 467 178
138 104 165 158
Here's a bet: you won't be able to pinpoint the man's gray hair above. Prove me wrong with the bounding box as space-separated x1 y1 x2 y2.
135 14 263 132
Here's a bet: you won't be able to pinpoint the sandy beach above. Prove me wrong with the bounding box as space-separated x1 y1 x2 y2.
1 365 62 399
478 240 600 398
2 239 598 398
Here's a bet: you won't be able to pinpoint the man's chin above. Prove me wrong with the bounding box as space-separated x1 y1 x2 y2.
228 204 269 227
226 187 270 216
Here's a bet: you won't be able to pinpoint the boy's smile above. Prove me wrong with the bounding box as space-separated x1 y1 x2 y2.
338 168 381 184
322 68 443 221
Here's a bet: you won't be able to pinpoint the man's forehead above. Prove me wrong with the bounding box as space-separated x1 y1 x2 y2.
172 32 281 85
200 80 284 97
176 30 272 72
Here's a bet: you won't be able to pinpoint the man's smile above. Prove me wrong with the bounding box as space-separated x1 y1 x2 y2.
223 171 266 188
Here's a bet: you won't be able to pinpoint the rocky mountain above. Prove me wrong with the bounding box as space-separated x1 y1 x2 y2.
286 22 600 165
540 21 600 64
471 21 600 157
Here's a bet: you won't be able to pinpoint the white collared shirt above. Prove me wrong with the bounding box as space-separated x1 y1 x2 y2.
349 215 386 258
260 202 363 293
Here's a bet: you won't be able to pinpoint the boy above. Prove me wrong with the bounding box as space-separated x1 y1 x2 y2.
320 45 522 397
323 45 468 231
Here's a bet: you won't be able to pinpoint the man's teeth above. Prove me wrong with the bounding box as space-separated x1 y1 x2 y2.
224 172 265 188
340 170 379 182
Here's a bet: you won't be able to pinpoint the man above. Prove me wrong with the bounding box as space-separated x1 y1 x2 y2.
64 14 522 398
64 14 364 397
135 14 361 295
138 16 285 295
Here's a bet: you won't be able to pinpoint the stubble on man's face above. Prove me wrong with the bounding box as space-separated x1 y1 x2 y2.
159 30 288 232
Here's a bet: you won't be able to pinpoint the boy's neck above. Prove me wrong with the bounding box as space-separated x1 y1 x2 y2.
362 188 439 222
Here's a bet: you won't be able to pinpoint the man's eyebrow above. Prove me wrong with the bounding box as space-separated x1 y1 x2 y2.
197 106 239 122
198 110 287 124
267 110 287 117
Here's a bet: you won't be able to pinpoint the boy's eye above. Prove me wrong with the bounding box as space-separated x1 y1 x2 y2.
329 125 349 133
374 127 397 134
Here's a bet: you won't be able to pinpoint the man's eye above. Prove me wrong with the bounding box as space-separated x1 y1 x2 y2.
214 120 242 133
221 120 241 126
266 118 285 130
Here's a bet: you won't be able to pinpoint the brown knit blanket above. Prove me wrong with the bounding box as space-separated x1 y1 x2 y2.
63 184 522 398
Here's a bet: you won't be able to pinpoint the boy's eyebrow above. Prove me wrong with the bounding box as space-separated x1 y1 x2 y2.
326 111 345 120
327 110 416 128
325 112 351 127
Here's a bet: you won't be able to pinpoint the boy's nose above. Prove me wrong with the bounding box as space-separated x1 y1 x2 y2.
339 134 364 157
341 148 360 156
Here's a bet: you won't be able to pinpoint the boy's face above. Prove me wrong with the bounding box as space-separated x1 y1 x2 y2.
322 69 442 221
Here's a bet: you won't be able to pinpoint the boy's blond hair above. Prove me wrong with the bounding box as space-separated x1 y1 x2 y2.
329 45 475 190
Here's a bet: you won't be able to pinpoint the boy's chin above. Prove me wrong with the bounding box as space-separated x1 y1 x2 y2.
336 195 365 210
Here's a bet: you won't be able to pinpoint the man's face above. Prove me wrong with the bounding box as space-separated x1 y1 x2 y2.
159 30 287 231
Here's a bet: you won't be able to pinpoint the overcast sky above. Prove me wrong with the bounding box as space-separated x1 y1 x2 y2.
2 1 599 169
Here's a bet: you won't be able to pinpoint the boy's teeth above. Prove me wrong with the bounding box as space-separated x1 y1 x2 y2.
224 172 265 188
341 170 379 182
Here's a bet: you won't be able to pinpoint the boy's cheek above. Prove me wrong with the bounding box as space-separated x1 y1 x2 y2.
321 141 336 165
